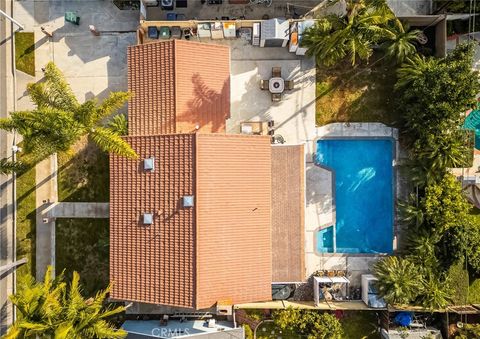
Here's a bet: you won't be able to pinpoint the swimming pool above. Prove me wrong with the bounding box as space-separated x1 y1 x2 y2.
315 138 394 254
464 109 480 150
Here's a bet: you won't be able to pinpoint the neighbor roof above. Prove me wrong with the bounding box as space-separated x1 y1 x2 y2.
110 133 272 309
271 145 305 283
127 40 230 136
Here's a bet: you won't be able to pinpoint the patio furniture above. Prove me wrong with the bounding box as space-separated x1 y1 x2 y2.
285 80 294 90
260 80 269 90
272 134 285 144
272 67 281 77
269 77 285 94
271 93 282 102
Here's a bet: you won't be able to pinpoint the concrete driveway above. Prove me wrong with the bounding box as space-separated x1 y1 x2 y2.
15 0 139 103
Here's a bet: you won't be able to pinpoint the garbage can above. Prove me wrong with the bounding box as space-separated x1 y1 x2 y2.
158 26 170 39
65 12 80 25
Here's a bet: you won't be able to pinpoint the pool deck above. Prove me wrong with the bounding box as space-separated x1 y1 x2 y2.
305 123 399 285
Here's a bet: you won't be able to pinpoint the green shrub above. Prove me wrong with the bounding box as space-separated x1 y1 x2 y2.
243 324 254 339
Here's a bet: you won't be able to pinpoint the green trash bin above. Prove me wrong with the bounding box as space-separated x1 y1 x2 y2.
158 26 171 39
65 12 80 25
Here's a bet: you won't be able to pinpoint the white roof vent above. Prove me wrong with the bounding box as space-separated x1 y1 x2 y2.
143 213 153 225
144 157 154 171
182 196 194 208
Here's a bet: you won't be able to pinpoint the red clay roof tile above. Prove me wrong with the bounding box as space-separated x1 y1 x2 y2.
127 40 230 136
110 134 272 308
271 145 306 283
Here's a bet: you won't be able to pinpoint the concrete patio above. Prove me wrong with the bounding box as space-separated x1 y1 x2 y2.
218 39 317 156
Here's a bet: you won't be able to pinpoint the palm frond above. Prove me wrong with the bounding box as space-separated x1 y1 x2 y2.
94 92 131 124
106 114 128 136
0 159 25 175
90 127 137 158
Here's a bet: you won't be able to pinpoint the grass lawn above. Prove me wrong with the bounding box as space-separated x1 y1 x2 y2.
341 312 380 339
315 63 399 127
15 152 36 282
56 138 110 295
14 32 35 76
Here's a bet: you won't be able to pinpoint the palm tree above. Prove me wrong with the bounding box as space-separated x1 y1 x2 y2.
398 193 424 228
303 0 395 67
5 266 126 339
381 21 421 64
107 114 128 136
373 256 421 306
0 158 24 175
395 54 437 90
418 273 450 310
0 62 137 159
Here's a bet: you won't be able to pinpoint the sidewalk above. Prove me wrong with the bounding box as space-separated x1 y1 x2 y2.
0 0 20 332
35 155 58 280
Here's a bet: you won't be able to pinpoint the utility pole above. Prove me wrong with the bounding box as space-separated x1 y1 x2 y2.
0 9 24 31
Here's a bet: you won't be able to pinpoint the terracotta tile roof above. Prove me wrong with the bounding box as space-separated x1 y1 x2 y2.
196 134 272 309
271 145 305 282
110 134 196 307
127 40 230 136
110 134 272 308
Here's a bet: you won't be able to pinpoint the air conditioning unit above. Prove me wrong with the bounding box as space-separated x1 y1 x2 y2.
161 0 173 10
207 319 216 328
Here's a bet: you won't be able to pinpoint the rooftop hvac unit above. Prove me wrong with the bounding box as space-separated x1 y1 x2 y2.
182 196 194 208
143 213 153 225
144 157 154 171
160 0 173 10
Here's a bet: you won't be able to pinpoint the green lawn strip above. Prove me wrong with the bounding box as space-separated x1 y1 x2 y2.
341 311 380 339
315 63 399 127
14 32 35 76
15 152 36 282
56 218 109 296
56 140 110 294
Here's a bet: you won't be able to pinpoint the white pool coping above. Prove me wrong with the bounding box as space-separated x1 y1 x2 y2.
305 123 400 280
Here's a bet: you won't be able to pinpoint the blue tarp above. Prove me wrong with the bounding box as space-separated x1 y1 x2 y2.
394 312 413 327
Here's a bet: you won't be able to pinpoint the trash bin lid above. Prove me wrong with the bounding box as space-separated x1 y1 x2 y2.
158 26 170 38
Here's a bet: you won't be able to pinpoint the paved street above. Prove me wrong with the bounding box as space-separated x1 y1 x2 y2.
0 0 18 333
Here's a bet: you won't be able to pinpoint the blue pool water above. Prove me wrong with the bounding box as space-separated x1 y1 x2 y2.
463 109 480 150
315 139 394 254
